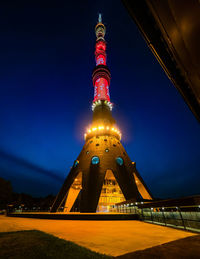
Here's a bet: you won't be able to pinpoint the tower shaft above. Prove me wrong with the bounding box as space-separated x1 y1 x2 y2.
93 14 110 102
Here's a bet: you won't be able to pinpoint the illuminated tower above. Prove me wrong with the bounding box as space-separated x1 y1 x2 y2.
51 14 152 213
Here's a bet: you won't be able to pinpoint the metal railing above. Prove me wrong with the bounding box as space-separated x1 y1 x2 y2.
113 204 200 232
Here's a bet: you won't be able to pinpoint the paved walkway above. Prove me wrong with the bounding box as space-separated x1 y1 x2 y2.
0 215 196 256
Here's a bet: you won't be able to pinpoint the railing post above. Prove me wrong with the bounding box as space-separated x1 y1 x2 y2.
162 207 166 226
150 208 153 222
178 207 186 230
141 207 143 221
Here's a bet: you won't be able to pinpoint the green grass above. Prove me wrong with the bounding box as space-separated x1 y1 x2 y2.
116 234 200 259
0 230 112 259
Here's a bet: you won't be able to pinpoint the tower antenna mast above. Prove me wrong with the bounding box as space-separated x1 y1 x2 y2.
98 13 102 23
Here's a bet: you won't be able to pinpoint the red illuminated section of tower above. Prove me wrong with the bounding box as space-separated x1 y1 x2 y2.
92 14 111 102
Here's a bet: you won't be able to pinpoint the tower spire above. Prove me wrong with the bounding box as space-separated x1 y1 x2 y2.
98 13 102 23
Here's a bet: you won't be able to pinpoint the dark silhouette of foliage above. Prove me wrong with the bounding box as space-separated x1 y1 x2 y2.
0 177 12 209
0 177 55 211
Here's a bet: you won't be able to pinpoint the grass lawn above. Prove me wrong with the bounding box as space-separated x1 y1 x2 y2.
117 234 200 259
0 230 112 259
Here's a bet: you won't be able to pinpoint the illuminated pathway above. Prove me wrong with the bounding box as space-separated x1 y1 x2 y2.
0 215 196 256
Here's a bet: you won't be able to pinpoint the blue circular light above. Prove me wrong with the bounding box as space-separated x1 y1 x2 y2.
91 156 100 165
73 160 79 168
116 157 123 166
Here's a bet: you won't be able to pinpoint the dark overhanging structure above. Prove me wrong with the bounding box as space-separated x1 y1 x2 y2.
122 0 200 122
50 15 152 213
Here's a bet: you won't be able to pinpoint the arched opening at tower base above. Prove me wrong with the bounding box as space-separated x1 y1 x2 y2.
63 172 82 212
133 172 152 200
96 170 125 212
61 170 126 213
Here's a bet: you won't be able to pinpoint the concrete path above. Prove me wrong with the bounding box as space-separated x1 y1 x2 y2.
0 215 196 256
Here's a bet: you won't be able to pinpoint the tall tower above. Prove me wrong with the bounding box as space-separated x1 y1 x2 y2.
51 15 152 213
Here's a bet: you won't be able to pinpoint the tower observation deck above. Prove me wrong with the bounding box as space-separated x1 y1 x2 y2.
50 15 153 213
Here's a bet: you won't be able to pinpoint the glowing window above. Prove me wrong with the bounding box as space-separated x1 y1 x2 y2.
86 151 89 155
91 156 100 165
96 55 106 65
105 148 109 152
73 160 79 168
94 77 110 102
116 157 123 166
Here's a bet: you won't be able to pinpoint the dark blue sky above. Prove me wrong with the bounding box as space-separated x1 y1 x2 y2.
0 1 199 198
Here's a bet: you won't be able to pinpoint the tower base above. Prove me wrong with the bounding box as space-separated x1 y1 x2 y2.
51 135 152 213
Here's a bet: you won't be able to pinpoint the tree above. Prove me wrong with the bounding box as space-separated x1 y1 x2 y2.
0 177 12 209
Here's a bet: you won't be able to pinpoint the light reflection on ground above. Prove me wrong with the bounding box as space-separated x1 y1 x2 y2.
0 215 196 256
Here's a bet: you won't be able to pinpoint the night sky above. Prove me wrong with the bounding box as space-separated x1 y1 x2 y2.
0 1 199 199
